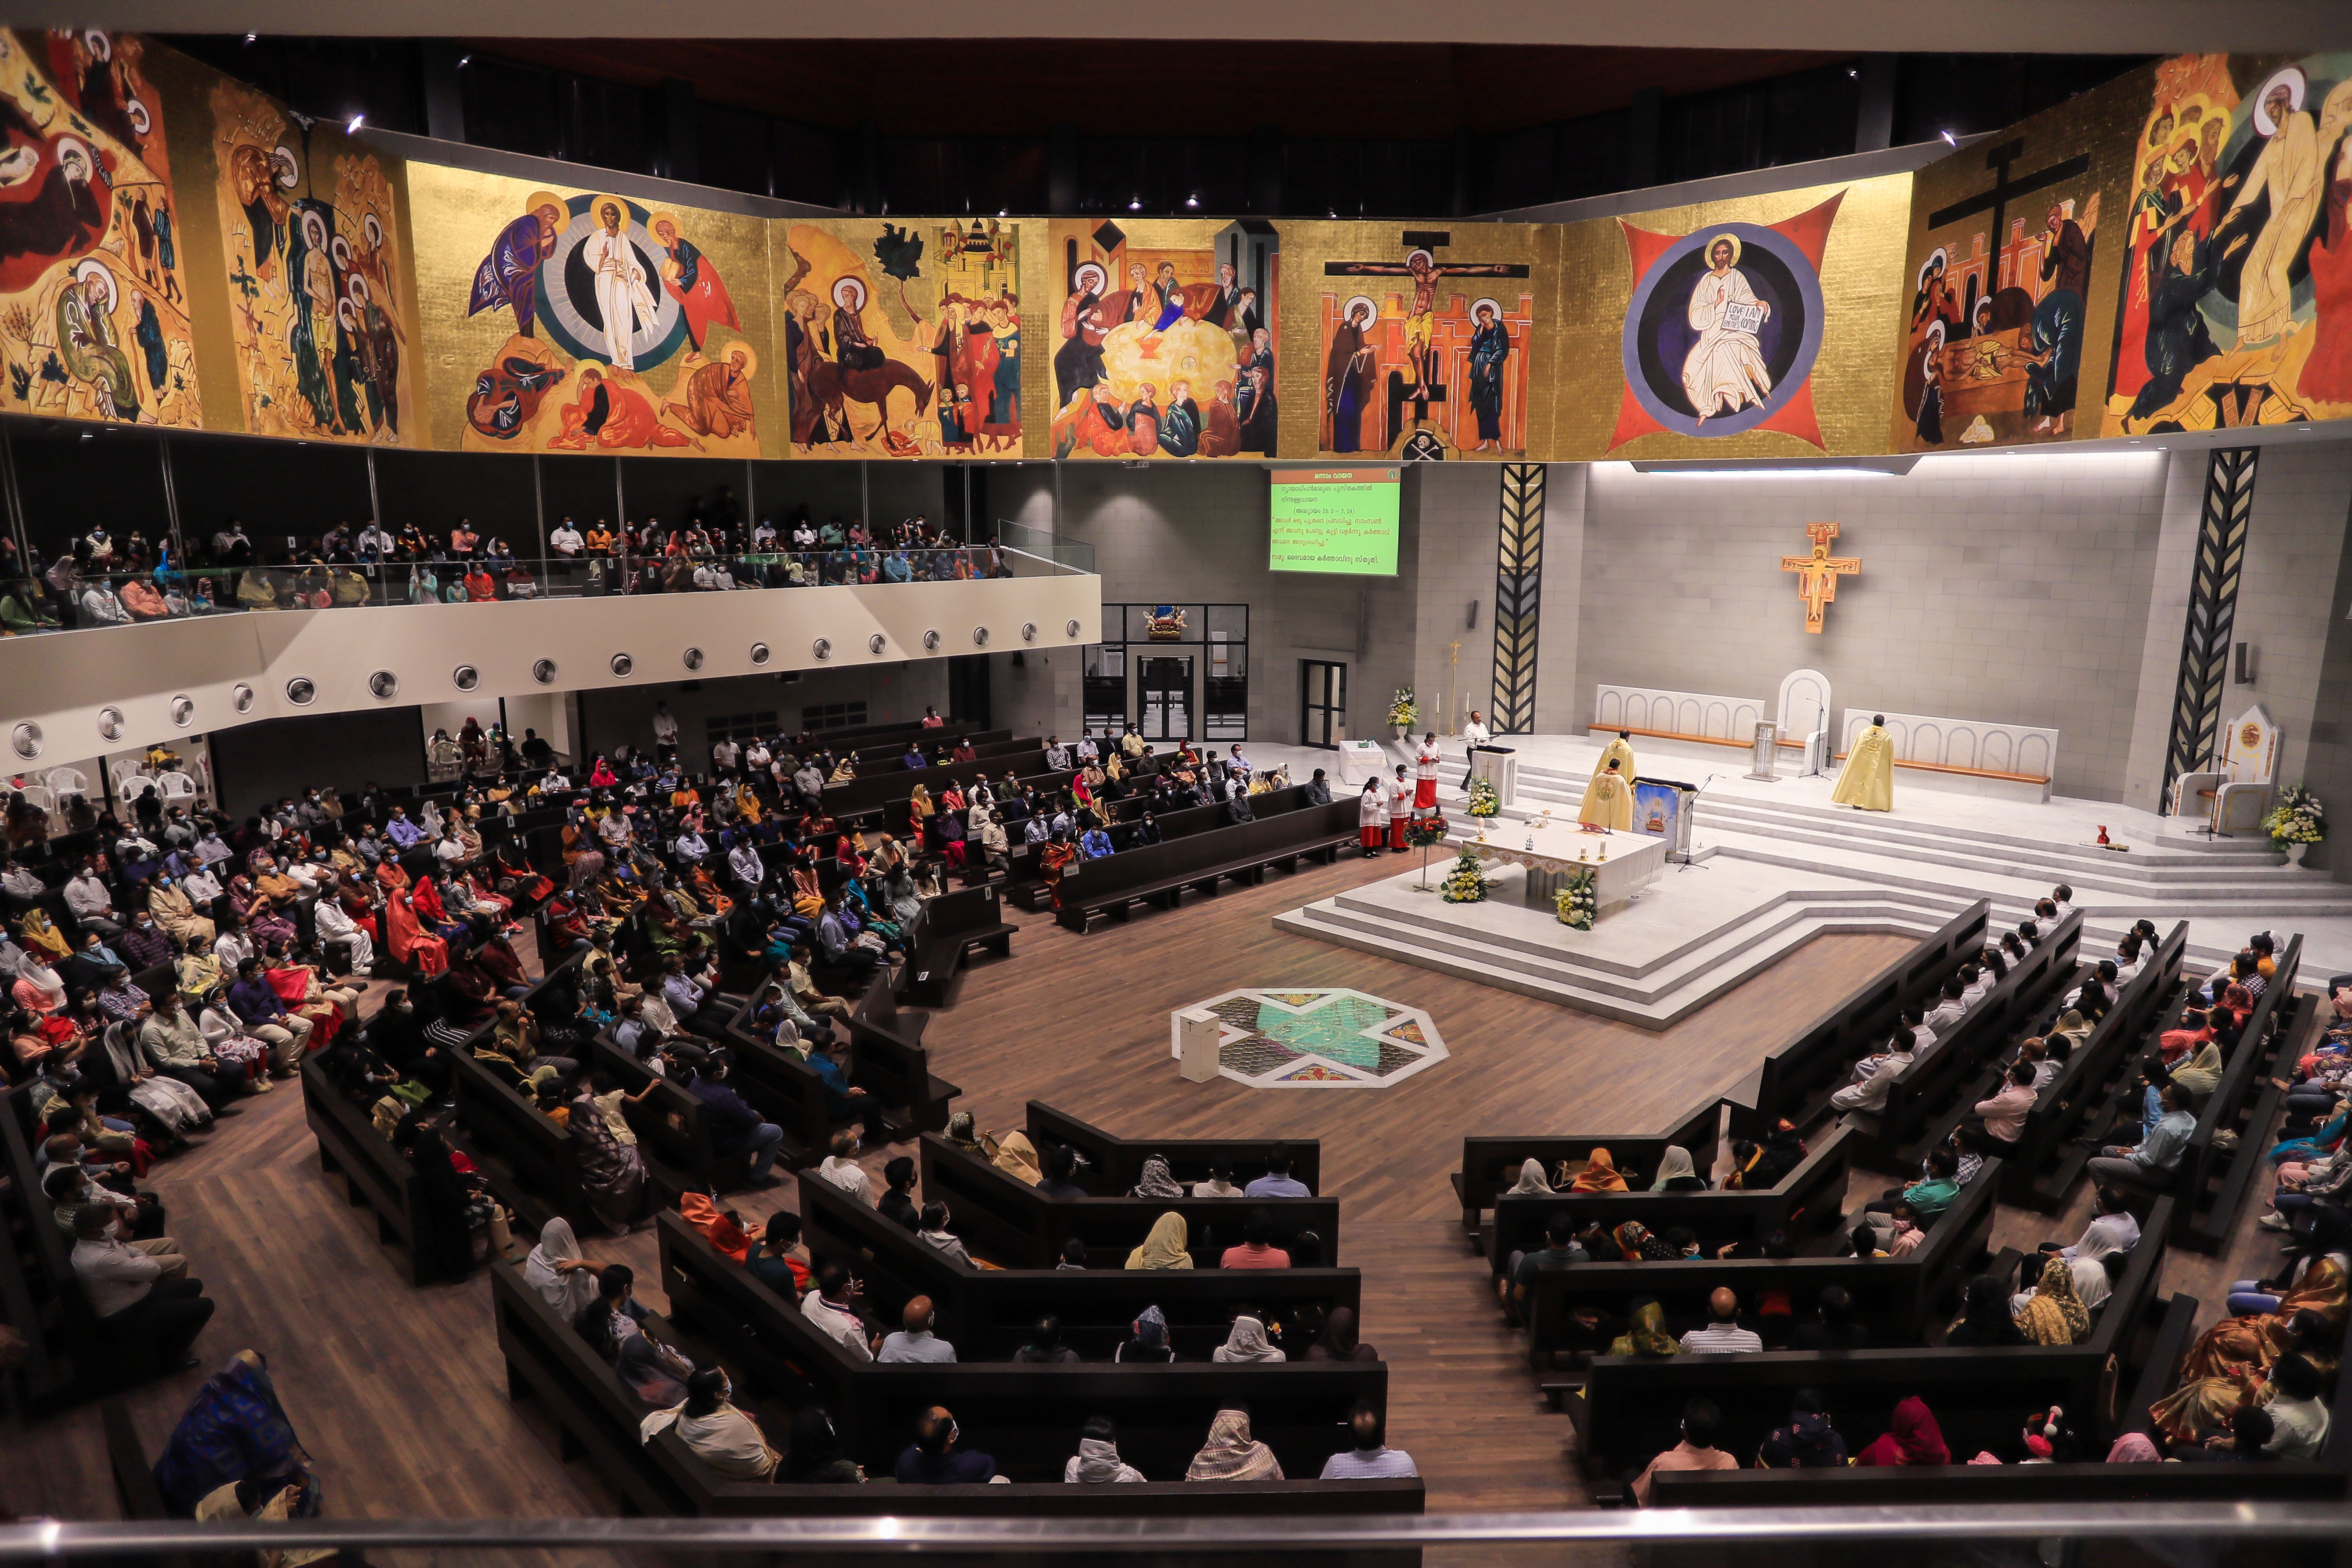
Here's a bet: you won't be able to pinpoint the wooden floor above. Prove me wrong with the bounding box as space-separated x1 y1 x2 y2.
18 839 2251 1567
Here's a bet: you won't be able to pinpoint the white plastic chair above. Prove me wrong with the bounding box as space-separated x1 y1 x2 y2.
43 766 88 797
157 771 198 802
116 774 157 802
14 784 53 819
109 757 145 790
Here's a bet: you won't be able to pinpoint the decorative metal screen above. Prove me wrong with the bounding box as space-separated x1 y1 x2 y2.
1487 463 1545 734
2161 447 2258 801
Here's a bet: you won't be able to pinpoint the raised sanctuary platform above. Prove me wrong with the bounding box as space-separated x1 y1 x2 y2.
1274 856 1972 1029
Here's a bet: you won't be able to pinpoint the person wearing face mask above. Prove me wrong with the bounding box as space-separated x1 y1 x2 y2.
71 1201 215 1369
114 907 174 973
640 1365 781 1481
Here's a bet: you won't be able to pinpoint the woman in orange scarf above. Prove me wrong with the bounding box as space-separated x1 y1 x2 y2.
375 856 412 896
382 890 449 978
264 949 357 1048
412 876 470 942
1040 832 1081 907
1569 1147 1630 1193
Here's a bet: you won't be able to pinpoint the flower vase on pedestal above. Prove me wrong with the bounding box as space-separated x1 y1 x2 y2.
2287 842 2309 868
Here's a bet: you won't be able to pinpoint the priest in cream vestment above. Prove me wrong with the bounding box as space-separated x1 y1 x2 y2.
1579 758 1635 831
1831 715 1895 811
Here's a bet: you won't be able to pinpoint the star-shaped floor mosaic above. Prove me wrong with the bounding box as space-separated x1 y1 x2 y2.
1171 987 1448 1089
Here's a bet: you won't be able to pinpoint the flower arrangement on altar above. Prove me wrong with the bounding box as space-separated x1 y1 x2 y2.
1466 777 1500 818
1555 867 1598 930
1439 846 1491 903
1388 689 1418 730
2263 784 2323 860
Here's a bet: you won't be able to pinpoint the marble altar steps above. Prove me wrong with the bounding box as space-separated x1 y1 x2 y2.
1498 763 2352 968
1274 876 1972 1030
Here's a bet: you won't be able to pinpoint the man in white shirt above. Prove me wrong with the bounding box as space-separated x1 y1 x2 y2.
1460 710 1492 788
1678 1289 1763 1354
878 1296 958 1363
3 857 47 901
651 703 680 759
70 1203 213 1366
1899 1004 1936 1055
64 863 123 936
2065 961 2119 1012
791 517 818 550
2050 884 2075 921
800 1262 876 1362
1045 737 1071 772
711 737 739 775
1243 1147 1310 1198
356 521 394 558
1922 979 1968 1033
1830 1033 1914 1112
548 517 584 556
433 828 467 869
817 1131 873 1200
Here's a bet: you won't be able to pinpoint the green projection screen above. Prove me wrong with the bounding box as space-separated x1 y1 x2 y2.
1268 467 1400 575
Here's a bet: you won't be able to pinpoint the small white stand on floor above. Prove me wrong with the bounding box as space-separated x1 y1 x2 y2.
1174 1006 1221 1082
1335 739 1387 788
1746 720 1780 782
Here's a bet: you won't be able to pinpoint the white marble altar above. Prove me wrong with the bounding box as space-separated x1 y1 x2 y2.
1451 819 1669 914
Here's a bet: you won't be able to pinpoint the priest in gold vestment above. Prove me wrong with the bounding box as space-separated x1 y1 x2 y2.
1579 758 1635 831
1831 714 1895 811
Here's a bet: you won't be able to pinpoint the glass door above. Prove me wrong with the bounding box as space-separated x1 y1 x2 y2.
1140 655 1194 741
1300 661 1346 748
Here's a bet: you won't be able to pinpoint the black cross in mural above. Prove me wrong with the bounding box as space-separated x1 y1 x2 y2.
1925 137 2094 271
1324 231 1529 440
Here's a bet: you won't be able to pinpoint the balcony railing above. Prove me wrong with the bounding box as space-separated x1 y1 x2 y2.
1 545 1086 638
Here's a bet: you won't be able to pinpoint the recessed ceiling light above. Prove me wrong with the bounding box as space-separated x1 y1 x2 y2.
1128 199 1141 211
456 54 471 67
347 114 365 133
1940 130 1958 146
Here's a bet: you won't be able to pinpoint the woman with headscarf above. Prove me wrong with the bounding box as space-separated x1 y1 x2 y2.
1304 1305 1377 1362
1213 1315 1285 1363
1854 1396 1950 1467
1505 1157 1553 1196
1570 1147 1629 1193
1651 1146 1705 1192
785 1406 866 1483
1609 1300 1681 1357
402 1120 505 1276
990 1130 1043 1186
1118 1305 1175 1362
228 875 298 949
18 907 71 964
381 886 449 978
640 1366 781 1482
2014 1254 2092 1345
1066 1415 1147 1482
1947 1275 2028 1346
2171 1038 2226 1100
568 1083 657 1238
944 1110 984 1156
524 1217 605 1321
152 1350 321 1520
1612 1221 1680 1262
1185 1408 1284 1481
1130 1154 1184 1199
2106 1432 2162 1463
148 874 216 947
1127 1211 1195 1270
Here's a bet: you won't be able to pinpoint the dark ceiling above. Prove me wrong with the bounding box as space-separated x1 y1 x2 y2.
471 39 1858 140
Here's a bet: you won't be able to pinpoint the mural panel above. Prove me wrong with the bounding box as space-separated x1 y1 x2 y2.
2102 52 2352 433
1044 217 1274 459
783 217 1020 458
1299 223 1534 460
410 163 771 457
0 29 199 428
1553 175 1908 461
208 78 416 444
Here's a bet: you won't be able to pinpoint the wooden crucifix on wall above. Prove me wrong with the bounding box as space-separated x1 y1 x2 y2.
1780 521 1860 633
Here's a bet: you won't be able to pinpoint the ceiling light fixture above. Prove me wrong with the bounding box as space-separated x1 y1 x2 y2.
1939 130 1958 147
347 113 365 133
1128 198 1141 211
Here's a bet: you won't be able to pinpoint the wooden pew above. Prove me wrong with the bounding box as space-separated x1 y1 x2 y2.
919 1133 1342 1268
1486 1125 1857 1279
844 973 958 1134
821 749 1048 820
847 723 999 764
101 1401 197 1568
897 883 1018 1009
1028 1101 1325 1196
300 1059 441 1285
796 1173 1362 1360
1842 911 2084 1167
1983 921 2189 1209
586 1033 796 1195
2173 935 2308 1252
1523 1160 2005 1362
653 1209 1387 1489
1734 899 1992 1136
1052 795 1360 933
1453 1098 1721 1242
716 997 850 1160
1570 1197 2175 1488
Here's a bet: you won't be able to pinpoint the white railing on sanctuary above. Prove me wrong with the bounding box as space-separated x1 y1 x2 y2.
1836 708 2060 800
1592 683 1766 743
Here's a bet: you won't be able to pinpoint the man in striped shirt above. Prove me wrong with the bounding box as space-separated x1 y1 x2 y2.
1319 1402 1419 1478
1678 1287 1763 1354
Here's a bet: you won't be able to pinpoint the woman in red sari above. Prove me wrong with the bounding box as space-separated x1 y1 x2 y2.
412 876 471 943
382 890 449 978
263 947 357 1048
375 856 412 897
